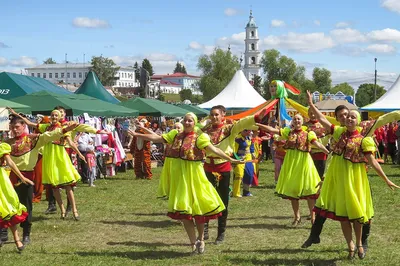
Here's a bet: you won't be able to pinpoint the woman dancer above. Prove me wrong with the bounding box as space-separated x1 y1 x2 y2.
0 143 34 251
129 112 241 254
257 114 329 225
307 90 400 259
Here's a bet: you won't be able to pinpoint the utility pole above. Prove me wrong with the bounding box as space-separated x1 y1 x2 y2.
65 53 68 88
374 58 377 101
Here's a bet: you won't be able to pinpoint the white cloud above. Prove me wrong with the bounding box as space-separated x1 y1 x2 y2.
216 32 245 47
330 28 367 43
0 57 7 66
332 46 364 57
188 41 203 50
104 45 115 49
271 19 286 28
72 17 110 29
224 8 238 16
335 22 350 28
314 20 321 26
187 42 215 55
365 44 397 54
0 42 11 48
262 32 335 53
381 0 400 14
367 28 400 42
9 56 37 67
110 53 180 75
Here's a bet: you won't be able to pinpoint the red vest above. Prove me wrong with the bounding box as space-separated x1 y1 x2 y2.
283 129 311 152
331 130 366 163
165 131 205 161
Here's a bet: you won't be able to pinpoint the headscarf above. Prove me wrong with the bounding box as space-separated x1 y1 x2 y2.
51 109 61 116
352 110 361 125
185 112 198 125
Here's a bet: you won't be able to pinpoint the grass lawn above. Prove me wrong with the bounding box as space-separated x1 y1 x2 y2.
162 93 181 102
1 162 400 265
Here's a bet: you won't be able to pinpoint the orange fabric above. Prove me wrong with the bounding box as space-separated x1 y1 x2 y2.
130 136 152 179
226 99 278 120
33 156 43 203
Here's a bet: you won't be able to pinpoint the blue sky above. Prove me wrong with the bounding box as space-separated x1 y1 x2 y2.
1 0 400 88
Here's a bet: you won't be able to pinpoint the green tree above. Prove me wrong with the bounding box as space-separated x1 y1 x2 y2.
355 83 385 107
179 89 193 102
197 48 240 101
331 83 354 96
312 67 332 93
90 56 120 86
43 57 56 64
142 58 154 76
133 62 140 82
174 62 187 74
253 75 263 95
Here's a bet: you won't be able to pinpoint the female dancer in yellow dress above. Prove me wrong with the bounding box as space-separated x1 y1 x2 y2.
129 112 241 254
306 90 400 259
257 114 329 225
38 110 81 220
0 143 34 251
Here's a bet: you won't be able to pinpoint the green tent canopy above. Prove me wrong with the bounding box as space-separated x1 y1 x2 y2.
176 104 209 117
0 72 72 99
120 97 188 117
0 98 31 113
75 71 120 104
12 91 138 117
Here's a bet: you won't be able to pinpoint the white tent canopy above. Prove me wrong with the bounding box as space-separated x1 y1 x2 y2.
361 74 400 112
199 70 266 109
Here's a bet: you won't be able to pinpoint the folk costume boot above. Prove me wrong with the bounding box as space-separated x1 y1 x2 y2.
203 223 209 240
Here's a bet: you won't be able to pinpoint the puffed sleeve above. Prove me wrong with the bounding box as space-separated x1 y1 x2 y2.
332 126 346 142
0 143 11 158
196 132 212 150
307 130 317 142
279 127 291 140
362 137 376 154
162 129 178 145
38 123 50 133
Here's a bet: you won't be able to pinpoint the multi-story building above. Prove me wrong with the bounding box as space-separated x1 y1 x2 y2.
151 72 201 95
25 63 137 88
243 10 261 82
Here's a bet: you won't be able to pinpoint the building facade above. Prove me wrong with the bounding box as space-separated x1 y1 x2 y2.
25 63 137 88
243 10 261 82
151 72 201 95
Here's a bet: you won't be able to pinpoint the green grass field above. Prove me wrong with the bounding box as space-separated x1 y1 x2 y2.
1 162 400 265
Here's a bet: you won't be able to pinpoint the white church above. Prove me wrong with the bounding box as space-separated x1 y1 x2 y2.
243 10 261 83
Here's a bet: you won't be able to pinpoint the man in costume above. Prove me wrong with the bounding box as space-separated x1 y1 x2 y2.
130 118 152 179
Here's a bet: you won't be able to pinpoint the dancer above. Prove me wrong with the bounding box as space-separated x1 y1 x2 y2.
257 114 329 225
128 112 241 254
3 116 77 244
0 143 34 252
306 90 399 259
201 105 267 244
272 133 286 185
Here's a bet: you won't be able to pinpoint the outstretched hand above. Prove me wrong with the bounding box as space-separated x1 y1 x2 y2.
315 181 323 194
386 179 400 190
64 122 79 132
230 159 245 164
20 176 34 186
306 90 313 105
7 107 18 116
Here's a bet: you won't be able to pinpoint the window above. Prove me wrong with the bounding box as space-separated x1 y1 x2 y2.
55 73 59 78
67 73 70 78
31 73 34 77
251 43 255 50
251 31 255 37
61 73 65 78
49 73 52 78
73 72 76 78
37 73 41 78
251 57 256 64
43 73 46 78
79 72 82 78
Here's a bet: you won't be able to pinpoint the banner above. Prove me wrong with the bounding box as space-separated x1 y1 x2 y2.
0 108 9 131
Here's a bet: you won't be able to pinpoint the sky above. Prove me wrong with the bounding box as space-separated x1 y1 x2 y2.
1 0 400 89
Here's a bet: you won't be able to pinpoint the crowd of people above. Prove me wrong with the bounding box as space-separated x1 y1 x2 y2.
1 83 399 260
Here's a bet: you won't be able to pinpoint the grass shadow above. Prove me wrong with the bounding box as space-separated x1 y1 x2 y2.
75 250 189 260
222 248 339 255
100 220 180 228
229 215 292 221
107 241 187 247
228 257 337 266
133 212 166 217
32 215 52 222
226 223 308 230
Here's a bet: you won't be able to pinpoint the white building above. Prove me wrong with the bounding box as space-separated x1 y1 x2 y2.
243 10 261 82
25 63 138 88
151 72 201 95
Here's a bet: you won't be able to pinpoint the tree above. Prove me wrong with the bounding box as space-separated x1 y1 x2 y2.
133 62 140 82
252 75 263 95
142 58 154 76
179 89 193 102
355 83 385 107
174 62 187 74
331 83 354 96
312 67 332 93
197 48 240 101
90 56 120 86
43 57 56 64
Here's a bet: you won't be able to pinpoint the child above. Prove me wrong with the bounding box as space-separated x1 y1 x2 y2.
0 143 34 252
86 146 97 187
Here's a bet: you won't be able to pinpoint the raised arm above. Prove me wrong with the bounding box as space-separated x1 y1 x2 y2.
4 155 34 186
7 107 37 128
256 123 280 135
128 129 165 143
65 136 86 163
306 90 332 132
365 153 400 190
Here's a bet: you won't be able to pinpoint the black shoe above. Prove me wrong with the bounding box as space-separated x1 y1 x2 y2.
362 239 368 254
22 235 30 245
214 232 225 245
204 224 209 240
301 237 320 248
65 205 72 217
44 205 57 214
